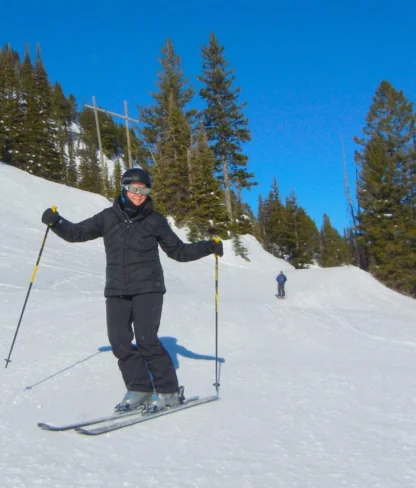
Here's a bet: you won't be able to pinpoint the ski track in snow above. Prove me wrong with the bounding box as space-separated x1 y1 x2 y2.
1 164 416 488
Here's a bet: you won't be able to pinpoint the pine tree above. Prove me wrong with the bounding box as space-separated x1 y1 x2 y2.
112 160 123 199
66 94 78 187
230 186 254 236
140 39 194 156
198 33 254 220
280 192 318 268
156 98 192 223
232 234 250 261
355 80 416 296
20 49 38 172
140 39 195 222
0 43 79 185
102 162 113 198
187 124 228 241
0 45 24 167
21 46 61 181
262 178 285 257
233 199 255 235
98 111 119 157
343 227 357 266
256 195 267 244
319 214 348 267
78 144 102 194
35 46 61 180
78 107 102 194
52 82 72 183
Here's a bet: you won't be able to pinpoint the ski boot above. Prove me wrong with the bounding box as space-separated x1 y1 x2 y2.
114 390 153 413
145 386 185 413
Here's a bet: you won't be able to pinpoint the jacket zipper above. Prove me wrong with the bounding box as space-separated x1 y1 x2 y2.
119 206 132 293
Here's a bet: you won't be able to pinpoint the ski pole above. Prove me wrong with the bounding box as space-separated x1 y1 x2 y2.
212 236 221 395
4 206 57 368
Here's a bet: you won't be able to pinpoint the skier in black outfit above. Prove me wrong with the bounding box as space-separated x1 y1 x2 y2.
41 167 223 412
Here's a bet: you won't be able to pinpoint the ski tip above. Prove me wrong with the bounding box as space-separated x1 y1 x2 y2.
38 422 53 430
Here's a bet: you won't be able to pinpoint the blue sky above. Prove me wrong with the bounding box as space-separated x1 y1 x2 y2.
2 0 415 232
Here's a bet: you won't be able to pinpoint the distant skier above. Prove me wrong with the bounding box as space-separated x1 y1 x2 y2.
276 271 287 299
41 167 223 412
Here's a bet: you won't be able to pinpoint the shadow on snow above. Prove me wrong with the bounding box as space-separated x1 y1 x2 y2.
24 337 224 390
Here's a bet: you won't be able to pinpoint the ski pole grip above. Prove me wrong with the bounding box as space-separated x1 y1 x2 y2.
46 206 58 228
212 236 221 257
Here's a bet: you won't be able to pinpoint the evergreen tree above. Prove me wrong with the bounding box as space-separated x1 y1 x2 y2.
140 39 194 160
19 46 61 180
78 144 102 194
263 178 285 257
187 124 228 241
140 39 195 222
230 186 254 236
32 46 61 180
343 227 358 266
156 97 192 223
52 82 72 183
0 45 24 167
102 162 113 198
319 214 348 267
98 111 119 157
255 195 267 244
112 160 123 199
355 80 416 296
234 200 255 235
78 107 102 194
198 33 254 220
66 94 78 187
280 192 318 268
20 49 38 172
232 234 250 262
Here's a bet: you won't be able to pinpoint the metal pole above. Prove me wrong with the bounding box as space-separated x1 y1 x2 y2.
5 206 57 368
124 100 133 168
213 237 221 396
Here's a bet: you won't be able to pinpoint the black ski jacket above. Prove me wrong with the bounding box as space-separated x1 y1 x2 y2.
51 197 214 297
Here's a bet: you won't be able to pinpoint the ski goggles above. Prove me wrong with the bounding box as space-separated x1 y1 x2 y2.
122 184 151 195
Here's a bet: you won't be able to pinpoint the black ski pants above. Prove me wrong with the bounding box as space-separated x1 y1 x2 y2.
277 284 285 297
106 293 178 393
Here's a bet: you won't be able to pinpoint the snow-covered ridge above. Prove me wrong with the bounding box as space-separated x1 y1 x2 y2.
1 162 415 488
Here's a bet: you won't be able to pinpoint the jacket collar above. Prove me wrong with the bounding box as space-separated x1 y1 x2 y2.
113 195 154 222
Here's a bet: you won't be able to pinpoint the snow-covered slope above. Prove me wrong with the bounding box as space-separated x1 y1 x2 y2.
1 163 415 488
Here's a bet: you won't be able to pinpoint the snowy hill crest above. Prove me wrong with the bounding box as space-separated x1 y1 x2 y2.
1 163 416 488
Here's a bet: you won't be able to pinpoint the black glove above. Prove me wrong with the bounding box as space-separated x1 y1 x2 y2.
42 208 60 228
210 239 223 257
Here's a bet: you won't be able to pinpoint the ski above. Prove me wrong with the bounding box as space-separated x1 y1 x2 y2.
76 395 219 435
38 407 149 432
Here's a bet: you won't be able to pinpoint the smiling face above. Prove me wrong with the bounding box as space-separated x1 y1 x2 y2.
126 182 148 206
